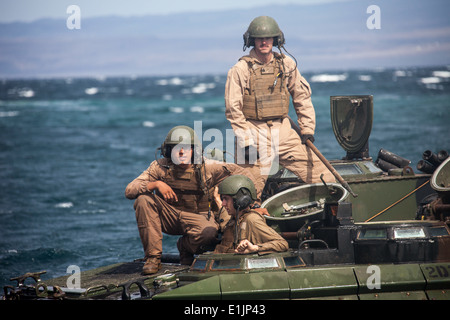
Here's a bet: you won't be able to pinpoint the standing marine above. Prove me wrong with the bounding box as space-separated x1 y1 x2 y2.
225 16 335 194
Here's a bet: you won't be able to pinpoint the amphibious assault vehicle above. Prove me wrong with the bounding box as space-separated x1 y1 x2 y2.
3 96 449 300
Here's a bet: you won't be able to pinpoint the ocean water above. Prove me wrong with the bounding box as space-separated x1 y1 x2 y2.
1 66 449 289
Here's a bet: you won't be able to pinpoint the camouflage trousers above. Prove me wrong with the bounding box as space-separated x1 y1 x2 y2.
133 193 218 260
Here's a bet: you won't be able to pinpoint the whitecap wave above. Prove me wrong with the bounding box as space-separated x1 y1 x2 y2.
358 75 372 82
432 71 450 78
420 77 441 84
55 202 74 208
142 121 155 127
190 106 204 113
169 107 183 113
156 77 184 86
191 83 216 94
7 87 35 98
419 73 447 90
0 111 19 117
310 74 347 83
156 79 168 85
393 70 408 77
18 88 35 98
85 87 99 95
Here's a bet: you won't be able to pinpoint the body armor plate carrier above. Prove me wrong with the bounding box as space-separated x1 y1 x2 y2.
241 53 290 121
163 164 212 214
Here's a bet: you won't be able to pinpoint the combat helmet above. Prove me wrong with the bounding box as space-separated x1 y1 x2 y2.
161 125 202 163
243 16 285 50
218 175 257 210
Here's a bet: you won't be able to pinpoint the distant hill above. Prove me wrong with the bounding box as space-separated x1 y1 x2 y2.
1 0 449 78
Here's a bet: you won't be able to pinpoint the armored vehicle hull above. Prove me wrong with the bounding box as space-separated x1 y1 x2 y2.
8 217 449 300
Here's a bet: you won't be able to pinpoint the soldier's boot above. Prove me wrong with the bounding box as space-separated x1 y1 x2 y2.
142 256 161 275
136 223 162 274
177 238 194 265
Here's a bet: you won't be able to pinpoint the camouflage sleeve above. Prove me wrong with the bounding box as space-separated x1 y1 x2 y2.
224 60 256 148
204 161 233 188
285 56 316 136
124 160 162 199
243 213 288 253
205 161 263 202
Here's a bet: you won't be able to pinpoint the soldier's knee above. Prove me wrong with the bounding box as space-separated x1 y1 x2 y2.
134 193 157 210
201 226 218 242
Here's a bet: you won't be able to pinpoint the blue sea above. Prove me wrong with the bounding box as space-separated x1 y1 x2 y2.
1 66 449 289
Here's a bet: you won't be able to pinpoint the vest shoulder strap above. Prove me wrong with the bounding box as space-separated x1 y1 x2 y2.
273 52 285 61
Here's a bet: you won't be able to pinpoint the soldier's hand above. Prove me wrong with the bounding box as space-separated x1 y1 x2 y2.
156 181 178 203
301 134 315 145
235 240 259 254
244 145 259 164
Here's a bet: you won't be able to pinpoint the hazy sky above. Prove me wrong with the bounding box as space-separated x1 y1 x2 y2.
0 0 352 22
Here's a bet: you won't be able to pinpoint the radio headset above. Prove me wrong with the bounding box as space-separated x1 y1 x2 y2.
233 188 253 248
233 188 253 211
242 30 285 50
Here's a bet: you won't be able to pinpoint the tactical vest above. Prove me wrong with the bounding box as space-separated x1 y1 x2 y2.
241 53 290 121
163 164 211 214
